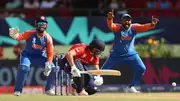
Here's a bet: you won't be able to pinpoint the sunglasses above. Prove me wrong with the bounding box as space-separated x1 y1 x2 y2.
37 22 47 25
37 22 47 27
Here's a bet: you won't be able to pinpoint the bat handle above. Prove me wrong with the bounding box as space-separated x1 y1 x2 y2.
80 71 88 74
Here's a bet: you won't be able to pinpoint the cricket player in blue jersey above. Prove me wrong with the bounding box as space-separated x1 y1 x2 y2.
101 9 159 93
9 16 56 96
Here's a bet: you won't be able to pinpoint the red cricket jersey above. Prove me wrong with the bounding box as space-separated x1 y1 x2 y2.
68 44 99 65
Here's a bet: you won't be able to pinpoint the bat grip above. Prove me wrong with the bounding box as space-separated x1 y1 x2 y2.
80 71 88 74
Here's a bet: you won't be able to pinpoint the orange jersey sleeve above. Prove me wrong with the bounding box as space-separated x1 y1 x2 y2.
16 30 36 40
107 19 121 32
45 34 54 63
132 23 154 33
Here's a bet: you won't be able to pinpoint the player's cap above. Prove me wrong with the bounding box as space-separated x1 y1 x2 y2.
121 14 131 20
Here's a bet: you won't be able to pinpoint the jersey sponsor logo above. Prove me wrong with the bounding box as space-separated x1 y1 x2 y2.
75 48 80 52
120 36 132 40
32 44 43 50
31 37 43 50
80 54 94 64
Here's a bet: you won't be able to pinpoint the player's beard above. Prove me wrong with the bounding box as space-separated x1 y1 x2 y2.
122 23 130 30
37 27 45 32
121 19 131 30
36 28 45 37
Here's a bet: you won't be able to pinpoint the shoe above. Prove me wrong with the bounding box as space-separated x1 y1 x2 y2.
127 86 140 93
45 89 55 95
43 66 51 76
14 91 21 96
78 89 88 96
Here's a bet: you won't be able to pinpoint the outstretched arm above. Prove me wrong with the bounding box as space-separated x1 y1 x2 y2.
107 9 120 32
9 27 34 40
133 16 159 33
132 23 154 32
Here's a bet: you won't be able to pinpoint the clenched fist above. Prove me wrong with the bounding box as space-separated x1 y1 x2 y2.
107 9 114 20
151 16 159 27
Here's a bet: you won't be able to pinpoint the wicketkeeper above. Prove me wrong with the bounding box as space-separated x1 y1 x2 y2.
9 16 56 96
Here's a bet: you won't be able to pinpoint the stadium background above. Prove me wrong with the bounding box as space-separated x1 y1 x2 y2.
0 0 180 94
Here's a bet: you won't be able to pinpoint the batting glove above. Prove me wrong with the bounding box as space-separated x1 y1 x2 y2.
71 65 81 77
94 75 103 86
9 27 19 39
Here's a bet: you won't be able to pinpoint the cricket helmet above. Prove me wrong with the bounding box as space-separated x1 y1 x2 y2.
35 16 48 33
89 39 105 55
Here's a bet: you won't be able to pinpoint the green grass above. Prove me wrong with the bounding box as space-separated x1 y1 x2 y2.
0 93 180 101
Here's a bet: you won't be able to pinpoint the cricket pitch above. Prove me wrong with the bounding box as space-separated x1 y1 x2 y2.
0 93 179 101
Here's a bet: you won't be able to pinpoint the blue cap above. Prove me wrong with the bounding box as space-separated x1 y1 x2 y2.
121 14 131 20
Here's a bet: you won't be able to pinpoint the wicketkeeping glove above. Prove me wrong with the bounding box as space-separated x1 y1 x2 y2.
43 61 51 76
9 27 19 39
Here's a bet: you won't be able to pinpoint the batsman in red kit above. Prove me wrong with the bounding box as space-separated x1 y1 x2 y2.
60 39 105 95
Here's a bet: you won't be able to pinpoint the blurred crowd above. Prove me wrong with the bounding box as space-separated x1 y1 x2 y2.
0 0 179 59
0 0 180 18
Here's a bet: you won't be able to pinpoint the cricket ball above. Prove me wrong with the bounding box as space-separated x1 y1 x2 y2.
172 82 176 87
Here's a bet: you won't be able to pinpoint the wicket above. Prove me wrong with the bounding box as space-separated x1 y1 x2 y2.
55 53 71 96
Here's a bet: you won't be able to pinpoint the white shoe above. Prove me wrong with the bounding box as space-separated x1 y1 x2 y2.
43 66 51 76
78 89 88 96
45 89 55 95
14 91 21 96
127 86 140 93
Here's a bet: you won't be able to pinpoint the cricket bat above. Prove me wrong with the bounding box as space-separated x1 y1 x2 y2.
80 70 121 76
